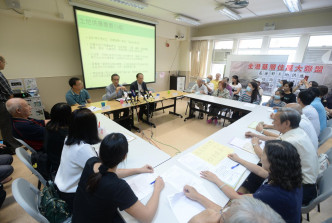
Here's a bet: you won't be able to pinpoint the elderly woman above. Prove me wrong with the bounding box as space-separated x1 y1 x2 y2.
183 140 303 223
207 81 231 124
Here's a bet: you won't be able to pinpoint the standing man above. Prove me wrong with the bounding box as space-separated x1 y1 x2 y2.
0 55 21 154
130 73 150 120
105 74 129 120
65 77 92 106
211 73 221 90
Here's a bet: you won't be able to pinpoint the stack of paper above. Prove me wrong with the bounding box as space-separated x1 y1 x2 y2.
126 173 158 200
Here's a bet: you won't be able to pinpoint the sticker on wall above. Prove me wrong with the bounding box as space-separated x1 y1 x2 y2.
159 72 165 79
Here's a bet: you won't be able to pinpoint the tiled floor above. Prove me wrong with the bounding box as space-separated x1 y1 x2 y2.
1 98 331 222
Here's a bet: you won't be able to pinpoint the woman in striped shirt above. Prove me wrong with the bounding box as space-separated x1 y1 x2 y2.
238 81 260 104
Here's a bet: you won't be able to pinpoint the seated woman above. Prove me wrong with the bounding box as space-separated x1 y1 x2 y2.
183 140 303 223
208 81 231 124
238 81 260 104
44 103 71 178
72 133 164 223
55 108 154 212
264 90 286 108
230 75 242 100
281 81 296 104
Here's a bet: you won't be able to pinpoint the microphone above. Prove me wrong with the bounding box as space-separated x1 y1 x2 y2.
135 90 140 102
131 90 136 103
145 90 150 99
141 90 148 102
149 91 154 99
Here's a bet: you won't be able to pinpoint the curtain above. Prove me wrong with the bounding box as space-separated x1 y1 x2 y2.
190 40 209 78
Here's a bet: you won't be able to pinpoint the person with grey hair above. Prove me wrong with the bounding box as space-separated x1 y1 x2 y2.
6 98 49 151
191 78 208 119
189 197 285 223
256 103 318 150
0 55 21 154
245 107 318 206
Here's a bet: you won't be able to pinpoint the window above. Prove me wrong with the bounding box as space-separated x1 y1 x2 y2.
238 39 263 49
211 64 226 77
268 50 296 62
269 37 300 48
308 35 332 47
237 50 261 55
214 40 233 49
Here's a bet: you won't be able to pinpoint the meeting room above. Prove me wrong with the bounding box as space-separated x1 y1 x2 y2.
1 0 332 222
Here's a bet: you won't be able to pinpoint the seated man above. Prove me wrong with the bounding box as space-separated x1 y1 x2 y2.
66 77 92 106
105 74 129 120
6 98 47 151
297 90 320 136
310 86 328 133
191 78 208 119
130 73 153 120
245 107 318 206
204 74 215 95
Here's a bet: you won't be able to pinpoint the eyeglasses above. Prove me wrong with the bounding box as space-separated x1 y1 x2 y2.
0 61 7 65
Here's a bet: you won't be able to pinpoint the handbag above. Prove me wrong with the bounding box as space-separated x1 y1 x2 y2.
39 181 71 223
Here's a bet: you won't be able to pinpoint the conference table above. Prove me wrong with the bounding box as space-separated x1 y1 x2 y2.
119 94 276 223
71 90 187 130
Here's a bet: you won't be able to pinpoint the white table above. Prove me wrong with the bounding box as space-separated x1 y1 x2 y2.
95 113 171 169
120 105 275 223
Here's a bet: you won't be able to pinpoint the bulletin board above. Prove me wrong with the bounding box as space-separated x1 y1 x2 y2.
225 55 332 95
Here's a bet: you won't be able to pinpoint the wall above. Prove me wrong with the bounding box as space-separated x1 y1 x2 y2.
194 8 332 37
0 10 191 111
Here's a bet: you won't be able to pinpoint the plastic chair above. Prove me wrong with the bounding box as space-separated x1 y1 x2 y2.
15 147 47 189
325 147 332 164
327 119 332 128
323 217 332 223
13 137 37 154
184 81 196 93
102 94 107 101
318 127 332 147
301 166 332 221
12 178 50 223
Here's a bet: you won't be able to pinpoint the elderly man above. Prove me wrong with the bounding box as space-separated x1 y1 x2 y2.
191 78 208 119
246 107 318 205
0 55 21 154
105 73 129 120
257 103 318 150
66 77 92 106
211 73 221 90
6 98 48 151
204 74 215 95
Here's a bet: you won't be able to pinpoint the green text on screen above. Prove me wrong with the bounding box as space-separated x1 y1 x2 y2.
75 8 156 89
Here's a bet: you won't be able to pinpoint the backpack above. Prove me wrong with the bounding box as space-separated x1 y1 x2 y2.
31 152 51 181
39 181 71 223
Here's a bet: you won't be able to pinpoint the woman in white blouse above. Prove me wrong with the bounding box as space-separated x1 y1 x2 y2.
230 75 242 100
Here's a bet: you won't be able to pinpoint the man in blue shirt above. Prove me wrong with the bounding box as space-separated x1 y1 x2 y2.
65 77 92 106
309 86 327 132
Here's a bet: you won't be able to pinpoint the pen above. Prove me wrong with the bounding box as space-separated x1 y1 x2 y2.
150 180 156 185
231 163 240 169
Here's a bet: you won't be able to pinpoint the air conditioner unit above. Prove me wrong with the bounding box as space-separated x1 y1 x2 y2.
303 48 332 64
212 49 232 63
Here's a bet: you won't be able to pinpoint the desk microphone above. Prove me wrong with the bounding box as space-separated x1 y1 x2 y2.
135 90 140 102
145 90 150 99
149 91 154 99
141 90 148 102
131 90 137 103
128 91 134 104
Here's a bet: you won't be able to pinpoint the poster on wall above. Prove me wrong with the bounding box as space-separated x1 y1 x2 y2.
229 61 332 95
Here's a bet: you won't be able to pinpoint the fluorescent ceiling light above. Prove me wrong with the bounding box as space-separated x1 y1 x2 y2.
175 14 200 26
109 0 148 9
215 6 241 20
283 0 302 13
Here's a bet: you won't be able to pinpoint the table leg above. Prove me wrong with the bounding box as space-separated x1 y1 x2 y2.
169 97 183 118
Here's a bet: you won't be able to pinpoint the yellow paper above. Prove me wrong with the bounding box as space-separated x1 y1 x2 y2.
192 140 233 166
248 121 259 129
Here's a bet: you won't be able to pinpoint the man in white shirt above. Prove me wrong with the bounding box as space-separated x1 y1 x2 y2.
204 75 215 95
257 103 318 150
191 78 208 119
246 107 318 205
297 90 320 136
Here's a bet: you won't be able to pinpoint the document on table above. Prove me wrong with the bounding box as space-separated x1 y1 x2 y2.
162 165 196 192
98 128 135 142
248 121 259 129
192 140 234 166
212 158 246 188
87 106 101 112
126 173 158 200
168 192 205 223
229 137 265 155
243 103 256 108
